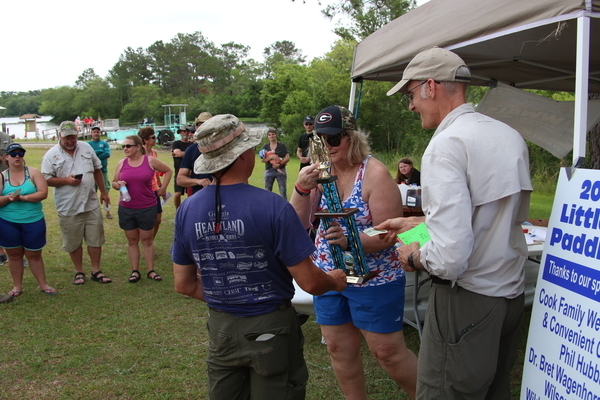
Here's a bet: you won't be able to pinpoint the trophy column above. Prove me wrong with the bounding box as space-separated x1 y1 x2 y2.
310 135 376 284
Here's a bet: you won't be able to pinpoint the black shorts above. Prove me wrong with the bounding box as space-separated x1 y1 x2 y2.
118 205 157 231
173 168 185 194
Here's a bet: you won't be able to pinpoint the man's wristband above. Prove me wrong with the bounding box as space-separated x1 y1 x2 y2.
407 252 416 269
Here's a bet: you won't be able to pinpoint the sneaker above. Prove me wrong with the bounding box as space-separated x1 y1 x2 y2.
106 212 113 219
0 254 7 265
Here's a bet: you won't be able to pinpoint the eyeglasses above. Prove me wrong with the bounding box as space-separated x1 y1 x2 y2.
403 81 428 103
403 80 441 103
320 132 348 147
122 144 137 149
8 152 25 158
149 136 156 140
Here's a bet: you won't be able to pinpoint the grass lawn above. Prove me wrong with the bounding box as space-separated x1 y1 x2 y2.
0 144 552 399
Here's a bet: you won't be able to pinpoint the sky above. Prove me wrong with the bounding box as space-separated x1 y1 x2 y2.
2 0 430 93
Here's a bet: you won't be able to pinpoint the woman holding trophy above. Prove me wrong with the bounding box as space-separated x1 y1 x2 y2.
290 105 417 399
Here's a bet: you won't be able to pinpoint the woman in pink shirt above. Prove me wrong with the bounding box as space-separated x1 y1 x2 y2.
112 135 172 283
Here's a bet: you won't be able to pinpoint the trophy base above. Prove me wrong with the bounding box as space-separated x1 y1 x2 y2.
346 271 378 284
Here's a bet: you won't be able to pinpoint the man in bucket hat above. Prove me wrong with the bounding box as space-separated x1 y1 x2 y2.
377 47 532 399
171 114 346 400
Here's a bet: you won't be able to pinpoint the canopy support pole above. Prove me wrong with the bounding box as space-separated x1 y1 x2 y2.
573 15 590 165
349 80 359 114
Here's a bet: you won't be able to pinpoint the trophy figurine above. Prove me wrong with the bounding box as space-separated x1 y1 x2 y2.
309 110 376 284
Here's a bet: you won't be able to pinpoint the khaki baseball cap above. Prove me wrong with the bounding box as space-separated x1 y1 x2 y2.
387 47 471 96
195 112 213 125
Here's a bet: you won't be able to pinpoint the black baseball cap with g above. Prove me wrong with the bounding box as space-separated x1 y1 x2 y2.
314 105 356 135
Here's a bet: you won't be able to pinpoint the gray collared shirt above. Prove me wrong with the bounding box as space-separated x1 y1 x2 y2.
41 141 102 216
419 103 533 298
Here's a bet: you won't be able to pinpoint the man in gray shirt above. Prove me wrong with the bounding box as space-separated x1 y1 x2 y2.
41 121 112 285
377 47 532 399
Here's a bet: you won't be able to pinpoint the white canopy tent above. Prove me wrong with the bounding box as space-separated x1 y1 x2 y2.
350 0 600 164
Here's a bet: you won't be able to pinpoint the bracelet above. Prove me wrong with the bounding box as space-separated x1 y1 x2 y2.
295 185 310 197
295 183 310 197
407 252 416 269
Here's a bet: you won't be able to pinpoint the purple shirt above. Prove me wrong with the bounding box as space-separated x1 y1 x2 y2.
119 155 155 209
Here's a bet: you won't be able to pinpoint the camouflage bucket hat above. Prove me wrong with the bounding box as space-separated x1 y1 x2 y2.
59 121 78 136
193 114 263 174
314 105 356 135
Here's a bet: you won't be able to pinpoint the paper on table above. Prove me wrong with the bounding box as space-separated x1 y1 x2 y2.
530 228 546 241
524 228 546 245
397 223 431 247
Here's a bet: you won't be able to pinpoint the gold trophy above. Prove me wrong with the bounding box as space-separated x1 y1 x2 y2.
309 134 375 284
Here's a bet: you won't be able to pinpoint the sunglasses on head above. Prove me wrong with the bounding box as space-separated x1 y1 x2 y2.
122 144 137 149
8 152 25 158
320 132 348 147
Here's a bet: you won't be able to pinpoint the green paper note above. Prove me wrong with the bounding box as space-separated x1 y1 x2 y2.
397 223 431 247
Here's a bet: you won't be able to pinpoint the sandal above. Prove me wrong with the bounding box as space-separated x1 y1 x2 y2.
8 290 23 297
147 270 162 281
129 270 141 283
91 270 112 284
72 272 85 285
40 288 57 295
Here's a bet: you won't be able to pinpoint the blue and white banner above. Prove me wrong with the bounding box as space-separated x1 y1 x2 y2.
521 168 600 400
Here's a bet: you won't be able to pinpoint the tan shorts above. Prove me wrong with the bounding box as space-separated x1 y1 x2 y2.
58 208 105 253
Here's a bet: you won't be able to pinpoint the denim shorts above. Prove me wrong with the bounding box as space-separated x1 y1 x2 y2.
314 277 406 333
0 217 47 251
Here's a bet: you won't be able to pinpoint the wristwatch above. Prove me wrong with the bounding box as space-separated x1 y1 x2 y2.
407 252 416 269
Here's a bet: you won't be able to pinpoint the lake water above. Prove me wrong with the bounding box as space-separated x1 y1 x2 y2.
0 116 57 140
0 116 268 142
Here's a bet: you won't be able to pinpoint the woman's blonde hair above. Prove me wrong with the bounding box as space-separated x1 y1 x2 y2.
345 129 371 165
125 135 146 155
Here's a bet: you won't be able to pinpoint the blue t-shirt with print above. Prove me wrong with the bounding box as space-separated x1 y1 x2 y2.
180 145 213 194
171 183 315 317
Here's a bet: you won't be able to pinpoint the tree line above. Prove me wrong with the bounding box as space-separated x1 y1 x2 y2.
0 33 429 156
0 0 578 174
